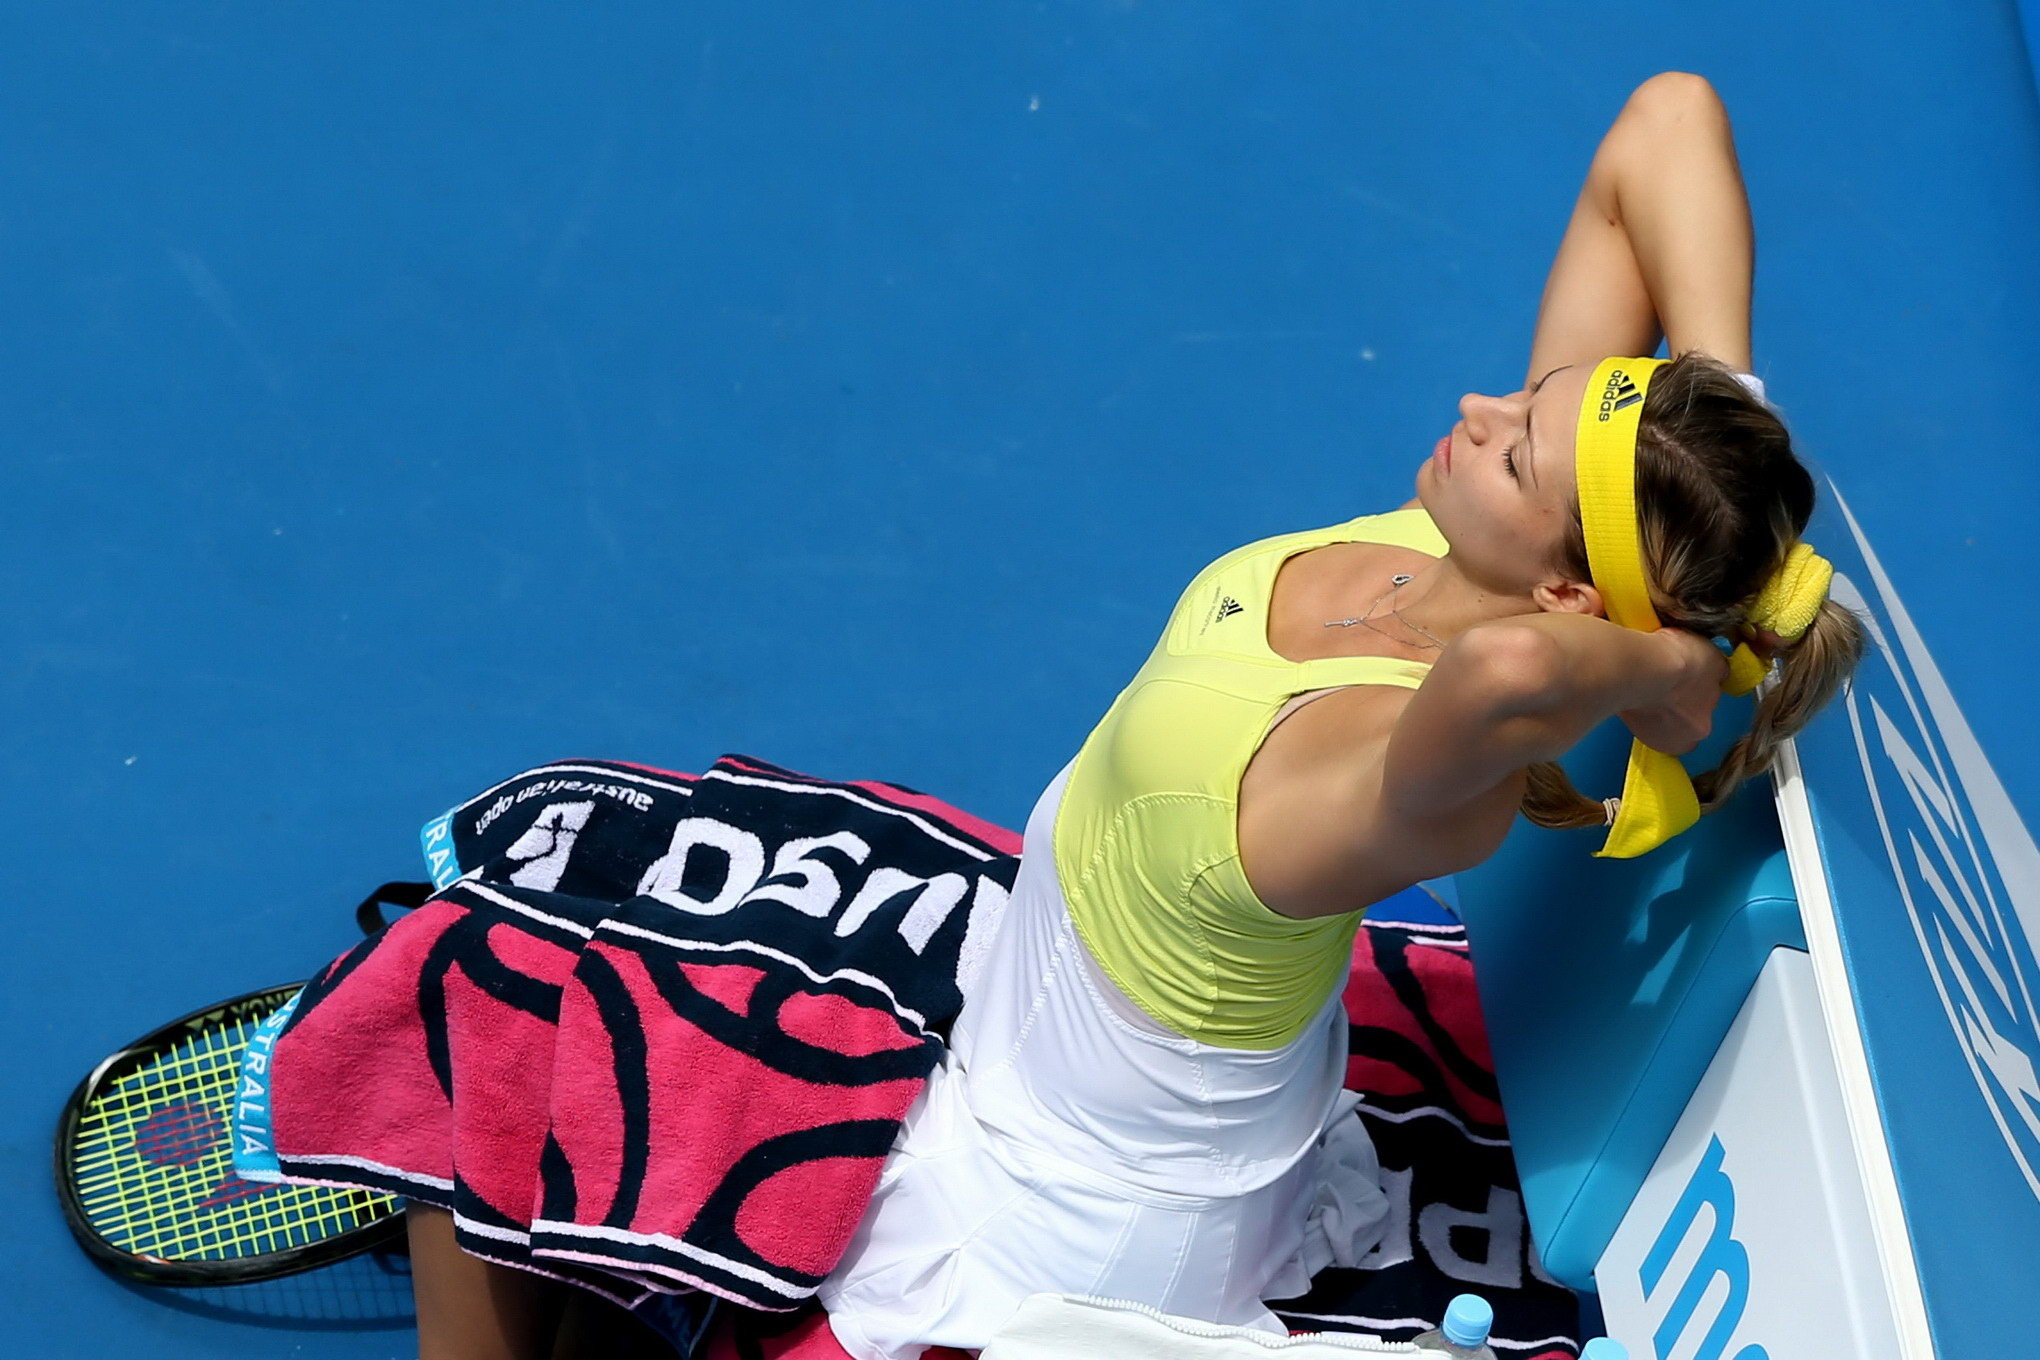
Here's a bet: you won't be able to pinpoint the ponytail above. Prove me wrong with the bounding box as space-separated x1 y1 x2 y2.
1691 598 1866 811
1520 759 1606 832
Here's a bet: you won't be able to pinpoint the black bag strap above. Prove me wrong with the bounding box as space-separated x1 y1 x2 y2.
355 881 435 937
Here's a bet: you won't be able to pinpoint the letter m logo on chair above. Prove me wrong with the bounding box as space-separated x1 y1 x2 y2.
1639 1136 1770 1360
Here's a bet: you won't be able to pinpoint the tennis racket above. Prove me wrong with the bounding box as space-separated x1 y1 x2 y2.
54 883 432 1285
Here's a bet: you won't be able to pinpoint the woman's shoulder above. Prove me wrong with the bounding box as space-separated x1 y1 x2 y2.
1350 502 1447 556
1177 505 1444 600
1258 502 1440 552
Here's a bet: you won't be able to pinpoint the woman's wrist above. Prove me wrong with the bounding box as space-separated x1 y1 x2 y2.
1729 369 1778 413
1619 625 1732 755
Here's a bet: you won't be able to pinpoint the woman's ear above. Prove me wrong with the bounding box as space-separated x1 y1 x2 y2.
1533 577 1604 617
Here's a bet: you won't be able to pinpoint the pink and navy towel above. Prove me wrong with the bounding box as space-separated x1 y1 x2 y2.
246 754 1584 1356
253 756 1018 1311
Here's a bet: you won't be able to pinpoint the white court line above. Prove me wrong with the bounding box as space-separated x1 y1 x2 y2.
1773 736 1934 1360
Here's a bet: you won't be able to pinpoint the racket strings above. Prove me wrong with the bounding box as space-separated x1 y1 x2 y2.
69 998 393 1263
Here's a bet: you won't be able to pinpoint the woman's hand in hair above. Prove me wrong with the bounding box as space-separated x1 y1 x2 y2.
1736 621 1788 665
1615 627 1728 755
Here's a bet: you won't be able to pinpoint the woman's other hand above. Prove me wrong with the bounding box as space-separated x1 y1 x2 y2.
1615 627 1728 755
1601 72 1755 375
1737 621 1788 664
1520 70 1754 416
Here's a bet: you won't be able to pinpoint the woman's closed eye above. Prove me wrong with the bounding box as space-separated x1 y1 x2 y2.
1502 446 1521 480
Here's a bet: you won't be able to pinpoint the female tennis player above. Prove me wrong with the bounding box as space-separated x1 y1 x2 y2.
406 70 1866 1359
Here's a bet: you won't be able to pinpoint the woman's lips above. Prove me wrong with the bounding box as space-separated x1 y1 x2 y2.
1434 434 1451 470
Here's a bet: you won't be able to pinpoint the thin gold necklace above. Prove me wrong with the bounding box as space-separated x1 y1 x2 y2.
1322 574 1446 650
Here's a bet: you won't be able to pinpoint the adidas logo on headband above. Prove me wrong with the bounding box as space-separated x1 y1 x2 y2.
1594 370 1644 422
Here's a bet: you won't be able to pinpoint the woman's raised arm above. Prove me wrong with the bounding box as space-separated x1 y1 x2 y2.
1524 72 1755 384
1376 614 1726 822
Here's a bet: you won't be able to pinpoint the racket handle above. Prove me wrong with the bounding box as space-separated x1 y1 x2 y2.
355 881 434 936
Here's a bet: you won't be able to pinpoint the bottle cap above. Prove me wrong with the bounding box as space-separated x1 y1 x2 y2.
1580 1340 1629 1360
1442 1294 1493 1347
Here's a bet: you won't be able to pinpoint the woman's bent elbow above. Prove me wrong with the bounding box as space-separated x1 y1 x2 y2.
1624 72 1727 126
1453 623 1570 716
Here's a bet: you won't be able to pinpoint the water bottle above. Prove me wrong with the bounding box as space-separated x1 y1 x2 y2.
1580 1340 1629 1359
1411 1294 1497 1359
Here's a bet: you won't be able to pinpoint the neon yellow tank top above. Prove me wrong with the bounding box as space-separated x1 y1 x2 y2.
1050 507 1449 1050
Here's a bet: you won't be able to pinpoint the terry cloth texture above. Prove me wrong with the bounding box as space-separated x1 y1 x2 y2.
261 756 1019 1311
704 907 1585 1360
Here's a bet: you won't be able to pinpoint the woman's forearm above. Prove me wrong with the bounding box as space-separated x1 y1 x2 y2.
1470 613 1685 762
1385 616 1716 817
1603 74 1755 372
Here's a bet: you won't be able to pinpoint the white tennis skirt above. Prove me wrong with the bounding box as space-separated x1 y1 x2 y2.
816 759 1393 1360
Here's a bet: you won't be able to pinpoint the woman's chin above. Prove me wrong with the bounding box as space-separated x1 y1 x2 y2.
1409 471 1439 517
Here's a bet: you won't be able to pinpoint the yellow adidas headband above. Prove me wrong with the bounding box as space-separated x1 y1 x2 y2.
1574 356 1834 858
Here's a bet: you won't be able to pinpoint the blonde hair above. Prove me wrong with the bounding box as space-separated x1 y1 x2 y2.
1521 351 1869 831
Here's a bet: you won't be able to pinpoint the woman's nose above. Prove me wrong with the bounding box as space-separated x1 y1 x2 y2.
1457 391 1503 431
1458 389 1524 434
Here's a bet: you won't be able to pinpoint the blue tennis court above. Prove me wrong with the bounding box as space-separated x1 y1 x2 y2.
8 4 2040 1356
